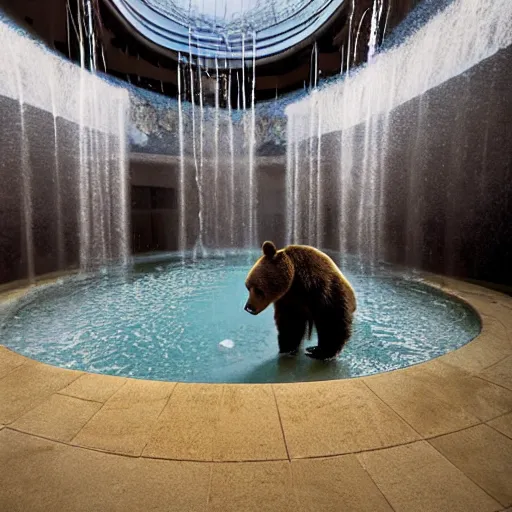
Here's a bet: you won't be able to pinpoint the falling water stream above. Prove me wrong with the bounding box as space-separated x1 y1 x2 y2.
2 0 509 283
0 13 130 280
286 0 512 263
177 53 187 253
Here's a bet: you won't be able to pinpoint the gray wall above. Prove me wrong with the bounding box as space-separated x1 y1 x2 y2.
295 45 512 285
1 46 511 287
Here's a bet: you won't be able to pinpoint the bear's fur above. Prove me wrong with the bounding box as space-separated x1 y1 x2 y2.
244 241 356 360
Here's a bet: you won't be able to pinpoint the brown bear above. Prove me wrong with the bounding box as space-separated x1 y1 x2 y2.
244 241 356 360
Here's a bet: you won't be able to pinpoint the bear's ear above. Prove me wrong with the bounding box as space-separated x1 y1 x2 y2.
262 241 277 258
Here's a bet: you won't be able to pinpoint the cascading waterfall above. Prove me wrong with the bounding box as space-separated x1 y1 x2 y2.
214 58 220 248
174 32 259 254
177 53 187 253
0 14 129 279
49 80 65 270
248 33 257 250
368 0 384 63
11 40 35 282
197 59 206 257
286 0 512 265
227 66 236 248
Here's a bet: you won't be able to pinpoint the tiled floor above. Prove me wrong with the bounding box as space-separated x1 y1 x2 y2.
0 276 511 511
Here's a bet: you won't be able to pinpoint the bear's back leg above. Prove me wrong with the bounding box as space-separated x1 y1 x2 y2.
307 292 353 360
274 303 309 355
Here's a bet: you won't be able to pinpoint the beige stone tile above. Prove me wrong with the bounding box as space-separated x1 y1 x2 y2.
11 393 102 442
437 276 510 304
72 379 175 456
364 360 512 437
0 287 30 304
144 383 223 460
357 441 500 512
273 380 419 459
0 345 27 379
435 280 512 339
59 372 127 402
439 316 512 373
209 461 295 512
213 385 288 461
489 413 512 439
0 429 210 512
0 361 82 424
291 455 393 512
458 293 512 333
430 424 512 507
480 356 512 391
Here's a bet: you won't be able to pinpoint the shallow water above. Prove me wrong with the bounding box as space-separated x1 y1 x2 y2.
0 252 480 383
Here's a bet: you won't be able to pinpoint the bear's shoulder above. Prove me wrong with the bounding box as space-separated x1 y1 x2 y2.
284 245 356 310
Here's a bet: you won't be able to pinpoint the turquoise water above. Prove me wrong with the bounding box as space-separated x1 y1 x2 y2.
0 252 480 383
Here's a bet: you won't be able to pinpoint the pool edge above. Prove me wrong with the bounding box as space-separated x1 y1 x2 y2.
1 271 511 463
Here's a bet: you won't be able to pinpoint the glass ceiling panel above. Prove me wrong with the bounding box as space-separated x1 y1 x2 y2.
106 0 346 65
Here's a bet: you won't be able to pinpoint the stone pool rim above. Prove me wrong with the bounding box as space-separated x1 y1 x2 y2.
0 262 483 384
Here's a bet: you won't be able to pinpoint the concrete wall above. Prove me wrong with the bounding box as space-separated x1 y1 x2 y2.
129 154 286 254
1 45 510 287
293 45 512 285
0 96 80 285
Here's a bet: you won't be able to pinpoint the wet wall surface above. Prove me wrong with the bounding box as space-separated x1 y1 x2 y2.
308 45 512 285
0 46 511 287
0 100 80 284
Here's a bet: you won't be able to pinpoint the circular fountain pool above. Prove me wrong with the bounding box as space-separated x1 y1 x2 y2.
0 252 480 383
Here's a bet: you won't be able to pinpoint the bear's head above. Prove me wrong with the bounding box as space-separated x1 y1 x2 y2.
244 241 294 315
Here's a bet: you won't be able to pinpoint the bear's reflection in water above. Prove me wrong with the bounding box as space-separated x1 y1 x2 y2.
237 351 352 384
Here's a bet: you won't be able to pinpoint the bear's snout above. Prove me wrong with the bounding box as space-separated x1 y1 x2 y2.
244 302 258 315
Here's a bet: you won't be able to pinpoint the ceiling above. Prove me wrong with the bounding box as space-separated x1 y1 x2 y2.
104 0 347 66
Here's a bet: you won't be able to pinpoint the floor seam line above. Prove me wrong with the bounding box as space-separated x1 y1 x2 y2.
483 316 512 346
486 421 512 442
68 378 129 445
0 360 28 381
473 373 512 393
56 391 104 404
361 379 423 439
209 384 225 463
206 463 214 509
426 438 505 508
140 382 178 456
271 384 291 461
425 421 486 441
354 455 397 512
479 352 512 373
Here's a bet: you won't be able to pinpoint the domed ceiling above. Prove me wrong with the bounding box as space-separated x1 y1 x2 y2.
105 0 346 65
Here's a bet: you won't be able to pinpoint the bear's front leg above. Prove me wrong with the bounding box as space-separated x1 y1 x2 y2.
274 305 307 356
